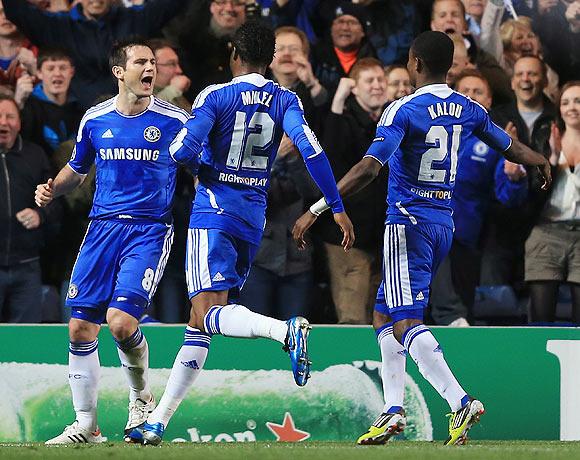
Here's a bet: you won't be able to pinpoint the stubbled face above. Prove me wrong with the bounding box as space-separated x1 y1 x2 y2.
0 2 18 37
462 0 487 19
431 0 467 34
560 85 580 130
352 66 387 112
38 59 75 98
270 32 305 77
456 75 492 108
447 43 471 85
509 24 540 57
80 0 112 20
154 47 182 89
331 15 364 52
116 46 156 98
210 0 246 31
511 57 545 106
386 67 412 101
0 99 20 150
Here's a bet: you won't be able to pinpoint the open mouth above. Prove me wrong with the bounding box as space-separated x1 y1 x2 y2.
141 76 153 89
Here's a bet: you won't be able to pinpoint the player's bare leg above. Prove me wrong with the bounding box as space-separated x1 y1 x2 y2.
46 318 106 444
107 308 155 441
357 310 407 445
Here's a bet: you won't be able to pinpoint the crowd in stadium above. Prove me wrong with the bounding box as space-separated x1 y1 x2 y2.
0 0 578 326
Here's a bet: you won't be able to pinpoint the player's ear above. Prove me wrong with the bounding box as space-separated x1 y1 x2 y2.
415 57 423 74
112 65 124 80
232 46 239 62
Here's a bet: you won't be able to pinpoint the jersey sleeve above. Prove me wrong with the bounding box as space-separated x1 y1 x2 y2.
68 119 95 175
364 101 407 165
493 156 528 207
169 88 217 174
472 100 512 153
282 92 344 213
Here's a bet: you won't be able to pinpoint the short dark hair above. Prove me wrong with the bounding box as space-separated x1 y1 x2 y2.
232 20 275 68
513 54 548 81
37 47 74 70
411 31 454 76
455 69 493 95
109 37 152 69
0 94 20 115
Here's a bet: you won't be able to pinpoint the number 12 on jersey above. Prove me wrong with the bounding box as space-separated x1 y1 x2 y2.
418 124 462 184
226 111 275 171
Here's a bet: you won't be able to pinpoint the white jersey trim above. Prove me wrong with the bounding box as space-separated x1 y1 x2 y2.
76 98 116 142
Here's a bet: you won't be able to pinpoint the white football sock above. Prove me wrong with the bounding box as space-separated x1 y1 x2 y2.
204 304 288 344
148 327 210 427
377 324 406 413
403 324 467 412
115 328 152 402
69 340 100 431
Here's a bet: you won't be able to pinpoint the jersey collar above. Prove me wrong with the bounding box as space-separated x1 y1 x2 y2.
414 83 453 99
231 73 269 88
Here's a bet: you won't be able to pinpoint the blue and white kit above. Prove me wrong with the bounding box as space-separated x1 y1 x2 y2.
169 73 344 298
66 96 189 323
366 84 512 321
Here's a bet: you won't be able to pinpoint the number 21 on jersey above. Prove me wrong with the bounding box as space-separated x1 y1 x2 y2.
418 124 462 184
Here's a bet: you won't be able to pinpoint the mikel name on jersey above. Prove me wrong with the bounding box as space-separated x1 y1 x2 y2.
99 148 160 161
241 91 273 107
427 102 463 120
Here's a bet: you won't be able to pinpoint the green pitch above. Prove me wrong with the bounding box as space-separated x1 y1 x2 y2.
1 442 580 460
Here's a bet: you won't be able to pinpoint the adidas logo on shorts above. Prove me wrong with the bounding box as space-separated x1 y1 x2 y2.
212 272 225 282
416 291 425 301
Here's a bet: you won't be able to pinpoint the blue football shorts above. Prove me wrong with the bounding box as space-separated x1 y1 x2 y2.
66 219 174 324
185 228 259 299
374 222 453 322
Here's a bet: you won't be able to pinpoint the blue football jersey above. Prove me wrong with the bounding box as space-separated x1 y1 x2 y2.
169 73 343 245
68 96 189 223
365 83 512 228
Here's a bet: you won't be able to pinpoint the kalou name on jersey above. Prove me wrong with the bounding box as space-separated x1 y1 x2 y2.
169 73 343 246
365 84 512 229
68 96 189 224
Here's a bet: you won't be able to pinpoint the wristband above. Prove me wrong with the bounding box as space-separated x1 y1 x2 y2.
309 198 330 216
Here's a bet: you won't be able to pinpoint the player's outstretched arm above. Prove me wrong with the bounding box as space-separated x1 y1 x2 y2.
292 157 381 250
502 139 552 190
35 165 85 207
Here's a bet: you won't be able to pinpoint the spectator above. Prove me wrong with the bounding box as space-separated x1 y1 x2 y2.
312 2 376 97
163 0 256 98
430 0 513 105
384 64 412 103
462 0 487 37
430 70 528 326
481 55 556 286
531 0 580 85
238 137 320 320
447 33 475 87
525 81 580 324
21 47 83 156
4 0 188 109
147 38 191 111
498 16 559 101
269 26 327 129
0 94 59 323
315 58 387 324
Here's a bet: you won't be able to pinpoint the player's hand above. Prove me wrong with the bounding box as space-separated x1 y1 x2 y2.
333 211 355 252
538 158 552 191
35 178 54 207
16 208 41 230
292 210 318 250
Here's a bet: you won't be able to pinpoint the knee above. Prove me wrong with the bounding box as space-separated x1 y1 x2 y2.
393 319 422 345
372 310 392 330
107 311 138 341
69 319 98 342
